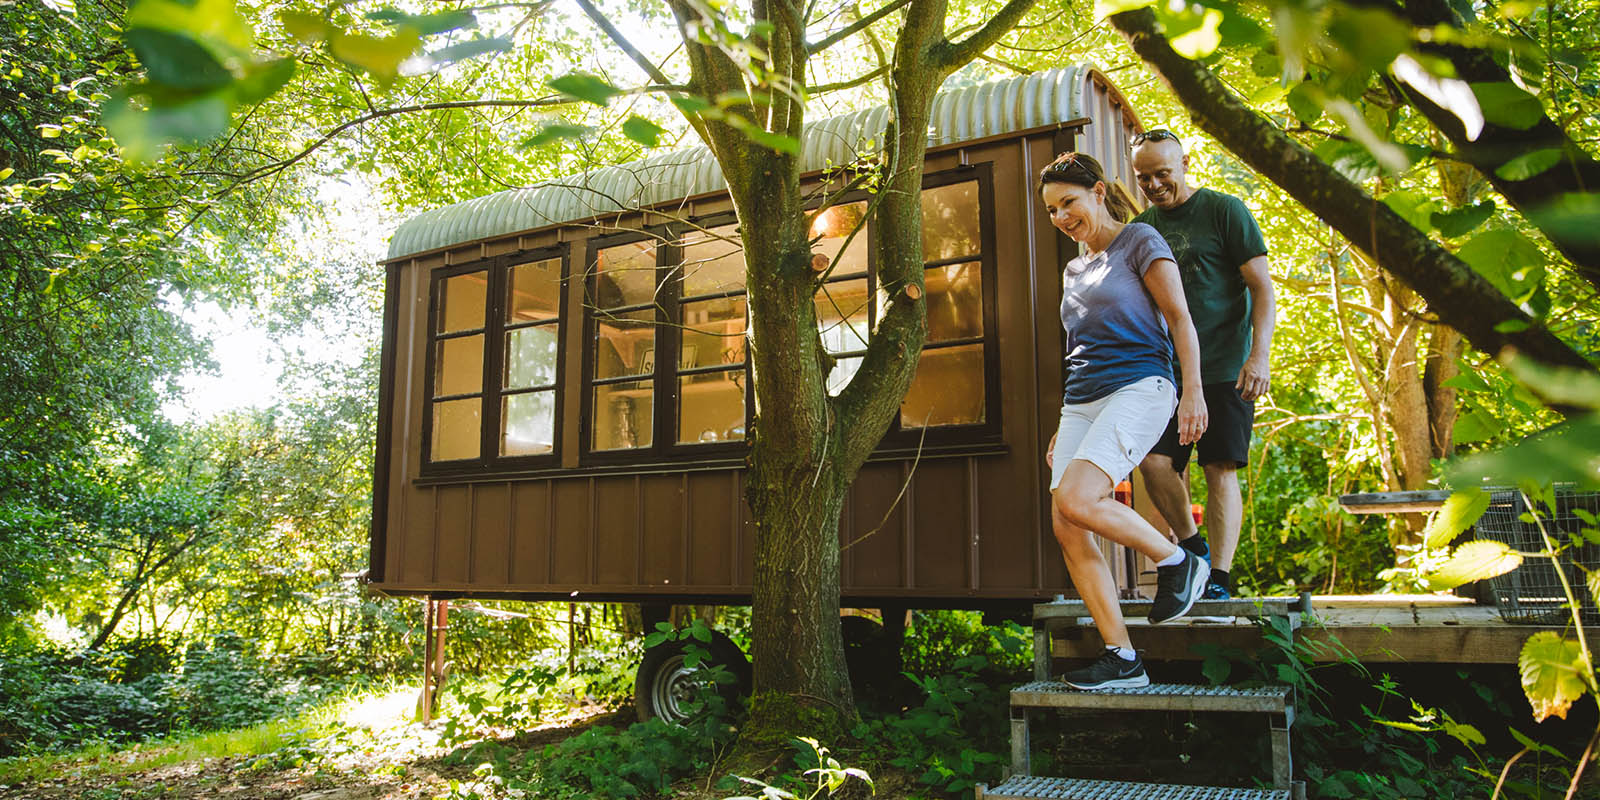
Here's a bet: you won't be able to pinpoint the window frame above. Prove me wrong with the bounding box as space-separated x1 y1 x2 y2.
576 163 1001 467
420 245 570 475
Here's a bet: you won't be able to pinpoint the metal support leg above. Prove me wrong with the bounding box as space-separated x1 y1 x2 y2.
1033 623 1051 681
1010 707 1031 777
1270 714 1293 790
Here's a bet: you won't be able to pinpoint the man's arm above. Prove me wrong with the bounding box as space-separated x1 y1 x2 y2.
1236 254 1274 401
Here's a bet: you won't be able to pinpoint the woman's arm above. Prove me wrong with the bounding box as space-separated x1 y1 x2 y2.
1143 258 1208 445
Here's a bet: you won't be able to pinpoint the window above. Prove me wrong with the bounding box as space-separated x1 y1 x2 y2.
424 249 567 469
579 165 998 464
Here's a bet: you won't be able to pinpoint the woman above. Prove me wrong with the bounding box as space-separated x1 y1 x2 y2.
1039 152 1209 690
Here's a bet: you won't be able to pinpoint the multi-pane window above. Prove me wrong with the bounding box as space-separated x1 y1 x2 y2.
425 251 565 468
675 225 748 444
589 239 659 451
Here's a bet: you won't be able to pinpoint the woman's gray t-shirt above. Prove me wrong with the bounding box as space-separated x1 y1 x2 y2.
1060 222 1177 403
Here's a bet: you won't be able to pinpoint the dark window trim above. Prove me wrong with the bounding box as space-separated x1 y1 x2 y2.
421 245 569 476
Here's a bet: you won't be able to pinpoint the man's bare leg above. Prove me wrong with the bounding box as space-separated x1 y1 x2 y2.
1202 463 1243 580
1137 453 1198 544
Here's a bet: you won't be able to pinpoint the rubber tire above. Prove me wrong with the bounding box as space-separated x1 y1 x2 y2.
634 630 751 723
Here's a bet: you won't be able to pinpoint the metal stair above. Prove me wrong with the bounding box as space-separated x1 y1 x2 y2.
977 776 1292 800
980 598 1308 800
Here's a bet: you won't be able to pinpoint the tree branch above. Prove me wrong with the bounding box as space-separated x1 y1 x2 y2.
933 0 1040 70
807 0 911 55
1108 7 1595 388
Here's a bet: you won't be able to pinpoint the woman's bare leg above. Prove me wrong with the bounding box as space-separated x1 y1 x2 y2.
1051 500 1132 650
1055 459 1182 563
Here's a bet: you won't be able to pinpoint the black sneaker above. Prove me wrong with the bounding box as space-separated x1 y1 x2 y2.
1061 648 1149 690
1148 550 1210 624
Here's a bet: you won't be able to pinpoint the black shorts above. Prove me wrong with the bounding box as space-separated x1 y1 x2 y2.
1150 381 1253 472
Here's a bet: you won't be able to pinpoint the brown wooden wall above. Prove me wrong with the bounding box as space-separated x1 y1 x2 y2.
371 110 1166 608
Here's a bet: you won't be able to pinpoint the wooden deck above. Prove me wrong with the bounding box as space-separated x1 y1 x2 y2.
1047 594 1561 664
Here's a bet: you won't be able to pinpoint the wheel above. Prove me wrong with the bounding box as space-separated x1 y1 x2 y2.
634 631 750 723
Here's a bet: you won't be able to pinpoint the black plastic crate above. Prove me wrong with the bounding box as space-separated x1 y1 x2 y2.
1475 489 1600 625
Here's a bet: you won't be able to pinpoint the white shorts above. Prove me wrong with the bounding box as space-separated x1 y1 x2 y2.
1050 375 1177 491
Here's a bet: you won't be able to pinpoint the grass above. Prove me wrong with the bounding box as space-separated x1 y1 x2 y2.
0 681 416 785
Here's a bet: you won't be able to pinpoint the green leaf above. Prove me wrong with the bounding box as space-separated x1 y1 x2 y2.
329 28 422 81
1509 726 1569 758
102 89 230 161
280 10 327 42
1424 540 1522 590
1501 352 1600 412
1424 488 1490 549
1471 82 1544 129
1519 632 1589 722
670 95 714 115
125 27 232 91
742 127 800 155
1443 719 1487 747
1327 6 1413 72
416 37 512 69
1527 193 1600 246
1286 82 1323 127
1167 8 1224 59
1096 0 1156 19
1382 189 1437 232
549 73 620 106
522 122 589 148
232 57 294 105
1431 200 1495 238
1201 654 1232 685
1455 228 1545 303
1314 140 1383 182
1494 319 1531 333
126 0 255 59
621 115 667 147
1496 148 1564 180
1376 720 1430 732
365 8 477 35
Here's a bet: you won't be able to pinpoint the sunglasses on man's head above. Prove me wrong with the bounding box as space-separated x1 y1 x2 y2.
1129 129 1180 147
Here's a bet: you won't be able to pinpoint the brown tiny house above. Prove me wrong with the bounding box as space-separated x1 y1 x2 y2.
369 65 1155 718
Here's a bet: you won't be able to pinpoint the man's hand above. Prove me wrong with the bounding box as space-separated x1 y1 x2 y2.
1046 432 1057 468
1178 390 1208 446
1236 354 1270 401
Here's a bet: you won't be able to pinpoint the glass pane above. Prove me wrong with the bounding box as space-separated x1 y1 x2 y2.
594 240 658 308
593 380 653 450
508 258 561 323
809 202 868 276
502 391 555 456
431 398 481 461
827 356 862 397
505 325 558 390
678 373 746 444
925 261 983 341
681 296 746 369
900 343 985 428
594 309 655 380
815 278 869 354
435 335 483 396
438 271 487 333
922 181 981 262
679 224 745 297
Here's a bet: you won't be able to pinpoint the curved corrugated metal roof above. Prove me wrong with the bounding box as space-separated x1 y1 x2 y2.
388 64 1114 260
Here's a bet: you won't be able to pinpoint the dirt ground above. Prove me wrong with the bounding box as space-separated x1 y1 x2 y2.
0 703 622 800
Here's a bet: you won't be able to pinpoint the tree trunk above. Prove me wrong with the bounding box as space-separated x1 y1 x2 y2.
1109 8 1595 382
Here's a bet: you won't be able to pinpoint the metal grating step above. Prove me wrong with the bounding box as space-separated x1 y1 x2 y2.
978 775 1291 800
1011 681 1291 715
1033 597 1300 622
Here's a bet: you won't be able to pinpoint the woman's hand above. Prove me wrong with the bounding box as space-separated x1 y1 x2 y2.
1046 431 1057 468
1177 389 1208 446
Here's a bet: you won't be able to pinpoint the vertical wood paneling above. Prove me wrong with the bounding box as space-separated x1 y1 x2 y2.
640 473 686 587
844 463 906 589
510 481 552 585
734 471 754 587
593 476 638 585
435 486 472 583
550 480 590 584
473 483 511 585
910 459 968 590
401 487 435 584
687 471 735 586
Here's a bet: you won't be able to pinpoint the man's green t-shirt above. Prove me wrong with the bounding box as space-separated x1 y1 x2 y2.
1132 187 1268 385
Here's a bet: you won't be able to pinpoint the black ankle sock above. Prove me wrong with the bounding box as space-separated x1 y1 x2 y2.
1178 534 1209 559
1211 569 1232 592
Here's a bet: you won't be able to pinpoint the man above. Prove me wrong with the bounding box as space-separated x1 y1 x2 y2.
1129 130 1276 602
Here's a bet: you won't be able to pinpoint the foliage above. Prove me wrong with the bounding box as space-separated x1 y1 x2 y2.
899 612 1032 677
725 738 874 800
851 652 1013 797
